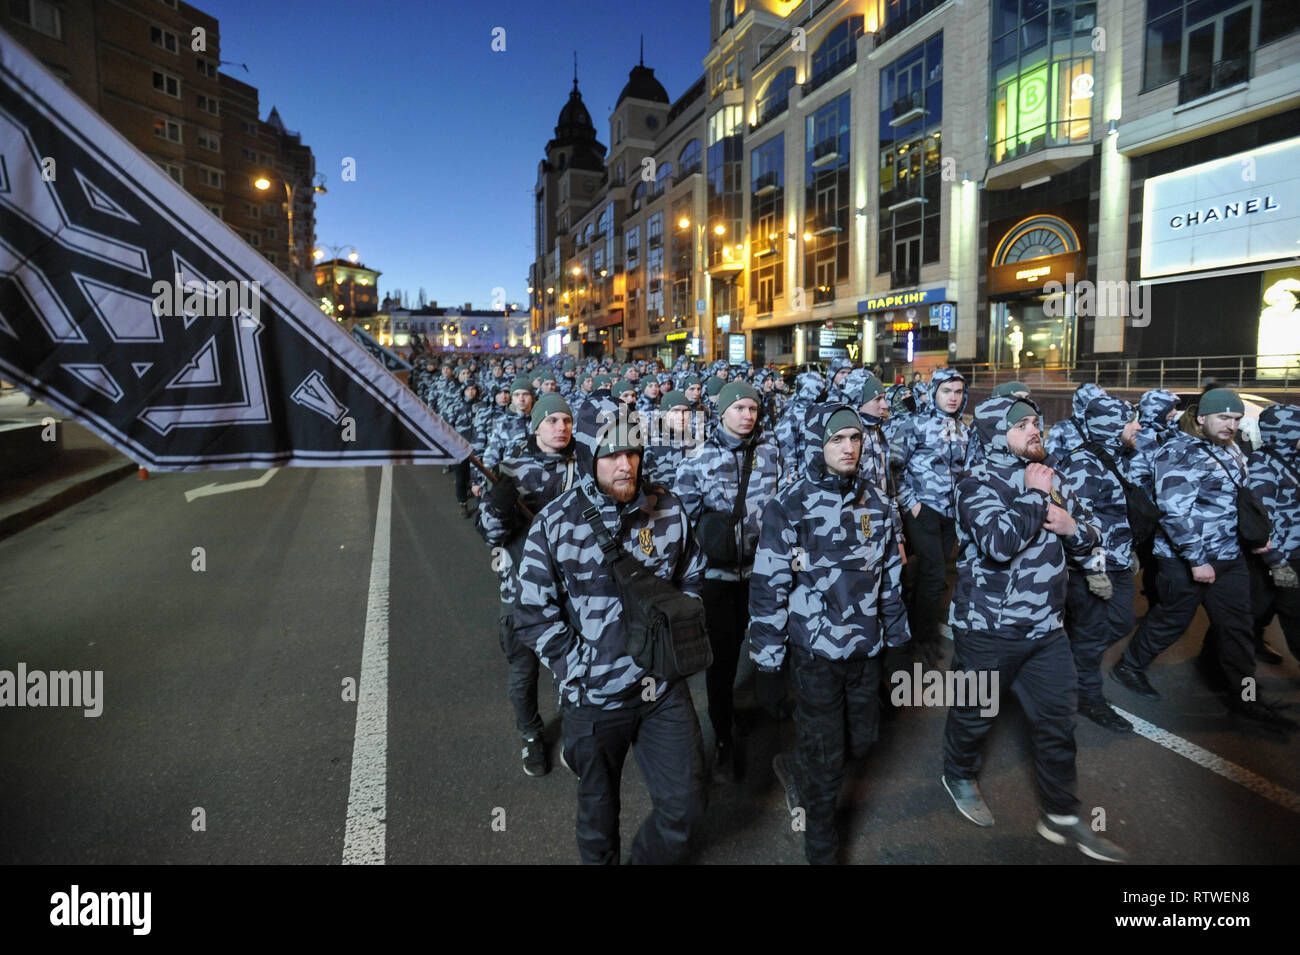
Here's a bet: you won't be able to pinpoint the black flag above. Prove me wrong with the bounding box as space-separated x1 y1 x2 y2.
0 29 469 470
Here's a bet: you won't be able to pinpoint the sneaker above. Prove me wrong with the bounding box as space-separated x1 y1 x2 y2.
942 775 994 828
712 739 737 783
1036 813 1129 863
772 753 802 816
1229 699 1298 734
1078 698 1133 733
1109 660 1160 700
521 735 550 777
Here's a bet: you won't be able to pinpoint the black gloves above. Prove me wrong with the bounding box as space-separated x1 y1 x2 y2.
486 473 519 514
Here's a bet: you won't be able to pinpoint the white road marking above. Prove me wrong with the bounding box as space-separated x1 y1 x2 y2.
342 465 392 864
184 467 279 502
1114 706 1300 815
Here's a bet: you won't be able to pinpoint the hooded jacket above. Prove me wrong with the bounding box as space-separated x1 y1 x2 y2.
951 397 1103 639
513 398 706 709
1129 389 1180 492
888 367 970 518
1043 382 1106 459
482 409 531 472
1057 396 1137 570
775 371 827 486
445 390 488 453
477 434 579 604
826 357 854 402
1151 419 1282 567
749 403 910 670
1248 404 1300 562
675 420 783 581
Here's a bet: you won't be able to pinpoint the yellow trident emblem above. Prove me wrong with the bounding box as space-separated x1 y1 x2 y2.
638 528 655 555
860 514 871 537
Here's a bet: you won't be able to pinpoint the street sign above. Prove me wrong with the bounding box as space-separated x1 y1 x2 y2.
696 299 706 314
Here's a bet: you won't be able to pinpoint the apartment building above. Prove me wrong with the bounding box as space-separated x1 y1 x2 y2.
5 0 318 289
531 0 1299 372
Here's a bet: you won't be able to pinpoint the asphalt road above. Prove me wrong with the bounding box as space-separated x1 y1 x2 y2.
1 462 1297 864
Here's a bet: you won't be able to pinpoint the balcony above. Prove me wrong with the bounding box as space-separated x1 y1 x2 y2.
755 297 774 315
751 99 788 132
872 0 945 50
811 139 842 168
891 265 920 288
812 285 836 305
1178 53 1252 105
753 171 778 196
674 167 702 186
889 90 926 127
648 234 662 248
803 48 856 96
884 177 927 212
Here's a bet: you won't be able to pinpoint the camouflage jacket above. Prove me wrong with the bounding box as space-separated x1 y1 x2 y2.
1152 430 1281 566
1042 383 1106 459
888 367 969 519
1248 405 1300 562
749 403 910 670
445 394 488 453
674 425 783 581
1057 396 1136 570
482 410 531 472
951 397 1104 639
474 402 511 452
775 372 827 486
513 474 705 710
1129 389 1180 492
476 436 579 604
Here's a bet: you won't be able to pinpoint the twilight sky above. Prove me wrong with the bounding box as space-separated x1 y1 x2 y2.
207 0 712 309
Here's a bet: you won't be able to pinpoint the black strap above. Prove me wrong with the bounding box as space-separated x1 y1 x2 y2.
732 444 756 524
580 489 622 563
1204 444 1247 489
1083 441 1137 494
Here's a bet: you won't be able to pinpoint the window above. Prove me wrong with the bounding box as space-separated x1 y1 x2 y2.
152 70 180 99
247 232 261 248
264 227 277 240
750 134 785 314
153 117 181 143
1144 0 1289 93
707 105 743 145
245 202 260 220
805 93 851 296
807 16 865 92
196 57 218 79
155 160 183 184
678 139 702 177
755 68 796 127
241 147 257 162
653 160 672 197
266 252 278 266
879 32 943 145
645 214 665 332
150 25 178 53
625 225 640 264
196 94 219 115
197 166 223 189
240 120 256 135
10 0 61 38
990 1 1095 162
207 204 223 219
196 129 219 151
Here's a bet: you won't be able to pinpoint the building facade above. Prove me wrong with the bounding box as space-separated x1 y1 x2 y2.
528 0 1300 376
6 0 319 290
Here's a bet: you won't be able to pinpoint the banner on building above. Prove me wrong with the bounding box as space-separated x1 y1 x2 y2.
0 30 469 470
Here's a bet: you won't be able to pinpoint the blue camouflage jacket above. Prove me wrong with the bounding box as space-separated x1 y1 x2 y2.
888 367 969 519
1043 382 1106 459
1248 404 1300 562
1058 395 1136 570
482 410 530 472
951 397 1103 639
675 424 783 581
775 372 827 486
749 403 910 670
513 399 706 710
1152 427 1282 566
445 393 488 453
1129 389 1179 492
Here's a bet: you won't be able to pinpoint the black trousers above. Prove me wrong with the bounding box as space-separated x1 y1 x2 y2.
559 683 707 865
1123 556 1256 692
1064 567 1136 702
902 504 957 647
788 647 882 865
498 606 543 738
454 460 470 504
1253 557 1300 661
701 577 750 745
942 629 1080 816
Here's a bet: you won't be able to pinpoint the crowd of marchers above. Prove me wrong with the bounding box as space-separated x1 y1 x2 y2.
405 347 1300 866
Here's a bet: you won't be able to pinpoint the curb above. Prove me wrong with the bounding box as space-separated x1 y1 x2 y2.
0 460 137 542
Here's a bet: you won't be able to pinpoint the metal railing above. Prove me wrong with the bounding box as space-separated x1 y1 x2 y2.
951 353 1297 396
1178 51 1252 105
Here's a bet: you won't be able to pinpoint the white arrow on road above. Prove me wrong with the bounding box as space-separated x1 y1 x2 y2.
184 467 280 502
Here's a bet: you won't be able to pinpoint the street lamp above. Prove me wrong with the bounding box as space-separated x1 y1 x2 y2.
255 173 327 286
677 216 715 362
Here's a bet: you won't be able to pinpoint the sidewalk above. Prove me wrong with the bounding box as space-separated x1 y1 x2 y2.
0 388 137 541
